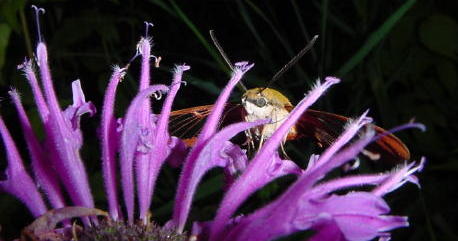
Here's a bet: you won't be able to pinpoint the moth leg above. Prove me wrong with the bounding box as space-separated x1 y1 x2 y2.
279 141 291 160
244 129 256 155
361 149 381 161
258 134 265 151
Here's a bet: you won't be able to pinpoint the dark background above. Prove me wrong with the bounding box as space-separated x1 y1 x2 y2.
0 0 457 240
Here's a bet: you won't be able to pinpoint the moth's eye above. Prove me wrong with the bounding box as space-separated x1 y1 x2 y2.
256 97 268 107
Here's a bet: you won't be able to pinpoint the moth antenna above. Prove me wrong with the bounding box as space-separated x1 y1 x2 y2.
209 30 248 92
31 5 46 43
260 35 319 93
144 21 154 38
210 30 234 70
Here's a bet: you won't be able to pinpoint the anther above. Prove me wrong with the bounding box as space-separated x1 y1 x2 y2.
150 55 161 68
153 91 162 100
155 56 162 68
31 5 46 43
144 21 154 38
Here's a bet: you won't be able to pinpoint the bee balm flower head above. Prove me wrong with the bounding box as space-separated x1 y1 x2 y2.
0 6 425 241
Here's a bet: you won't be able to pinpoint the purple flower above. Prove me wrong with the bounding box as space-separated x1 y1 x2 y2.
0 7 425 241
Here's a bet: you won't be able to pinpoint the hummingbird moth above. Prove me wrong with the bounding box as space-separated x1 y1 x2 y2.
169 31 410 164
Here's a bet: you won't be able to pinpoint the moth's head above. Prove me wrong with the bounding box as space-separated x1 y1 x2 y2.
242 88 292 109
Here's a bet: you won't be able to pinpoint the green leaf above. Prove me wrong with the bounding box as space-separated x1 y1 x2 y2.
419 14 458 60
189 78 221 96
0 0 26 31
0 23 12 71
337 0 416 77
147 0 176 17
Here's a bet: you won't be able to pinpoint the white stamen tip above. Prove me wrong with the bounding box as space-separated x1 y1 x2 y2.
144 21 154 37
31 5 46 43
31 5 45 14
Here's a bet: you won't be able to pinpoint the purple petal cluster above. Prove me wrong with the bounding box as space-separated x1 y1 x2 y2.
0 14 425 241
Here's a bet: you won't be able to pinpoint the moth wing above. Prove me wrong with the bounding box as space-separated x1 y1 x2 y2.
290 108 410 163
169 103 245 146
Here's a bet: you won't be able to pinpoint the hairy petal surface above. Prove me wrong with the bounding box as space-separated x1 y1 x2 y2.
17 59 49 121
100 66 127 220
139 65 189 222
9 90 66 210
119 84 168 222
135 37 158 223
0 116 47 217
373 158 425 197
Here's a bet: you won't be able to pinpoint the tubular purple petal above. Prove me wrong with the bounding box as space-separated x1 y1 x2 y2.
154 65 190 141
36 42 94 210
196 61 254 146
18 59 49 121
173 119 268 233
119 84 168 223
0 116 47 217
100 66 127 220
310 109 372 170
372 158 425 196
134 37 160 223
36 43 59 114
9 90 66 210
138 37 152 90
138 64 189 222
306 173 390 198
209 77 340 241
